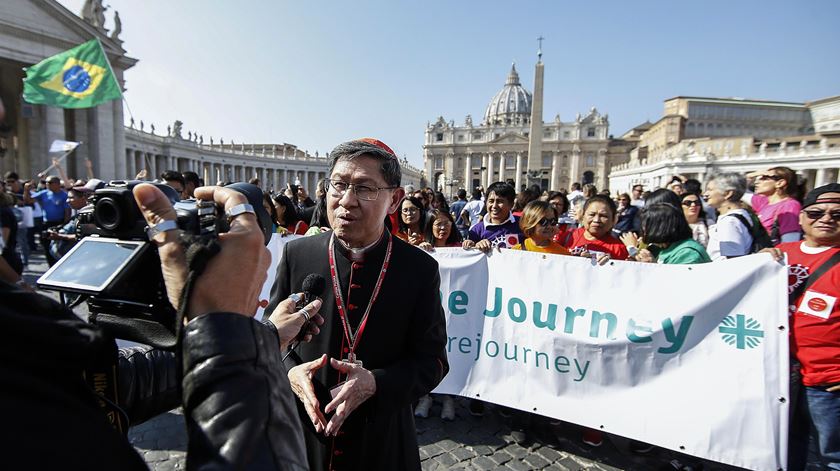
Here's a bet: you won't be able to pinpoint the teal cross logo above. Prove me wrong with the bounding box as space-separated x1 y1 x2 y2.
719 314 764 350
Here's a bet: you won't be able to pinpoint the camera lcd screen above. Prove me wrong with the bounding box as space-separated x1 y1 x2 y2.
37 237 148 293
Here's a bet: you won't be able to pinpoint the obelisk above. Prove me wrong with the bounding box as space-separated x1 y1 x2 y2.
526 37 545 187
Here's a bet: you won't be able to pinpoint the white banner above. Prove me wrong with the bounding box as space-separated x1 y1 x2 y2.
259 238 789 470
430 248 789 471
256 234 301 319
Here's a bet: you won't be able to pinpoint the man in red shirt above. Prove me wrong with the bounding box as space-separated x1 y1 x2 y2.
767 183 840 470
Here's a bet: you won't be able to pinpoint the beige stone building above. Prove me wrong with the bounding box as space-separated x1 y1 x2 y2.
609 95 840 192
423 61 618 197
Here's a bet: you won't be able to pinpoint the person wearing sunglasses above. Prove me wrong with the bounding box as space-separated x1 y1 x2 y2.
511 201 570 255
612 192 640 237
681 192 709 248
745 166 804 244
761 183 840 470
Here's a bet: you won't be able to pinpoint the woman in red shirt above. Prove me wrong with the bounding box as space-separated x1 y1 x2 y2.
562 195 629 261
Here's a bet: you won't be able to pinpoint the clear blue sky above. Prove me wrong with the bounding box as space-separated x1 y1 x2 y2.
58 0 840 168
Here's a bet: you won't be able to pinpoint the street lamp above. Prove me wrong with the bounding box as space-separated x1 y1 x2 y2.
446 177 460 201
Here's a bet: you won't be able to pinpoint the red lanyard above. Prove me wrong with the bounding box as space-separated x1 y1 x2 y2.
328 232 393 361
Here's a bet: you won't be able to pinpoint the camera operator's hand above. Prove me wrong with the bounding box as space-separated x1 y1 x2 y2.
268 296 324 350
133 184 270 320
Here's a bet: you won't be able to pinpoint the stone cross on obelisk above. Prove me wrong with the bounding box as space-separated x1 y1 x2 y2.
526 36 545 189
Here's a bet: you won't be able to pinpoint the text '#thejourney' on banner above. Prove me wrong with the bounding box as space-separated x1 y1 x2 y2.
429 248 788 471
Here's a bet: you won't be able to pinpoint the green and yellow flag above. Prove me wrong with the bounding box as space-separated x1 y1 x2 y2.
23 39 122 109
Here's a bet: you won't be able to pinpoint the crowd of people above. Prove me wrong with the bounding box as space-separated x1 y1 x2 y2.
382 170 837 470
1 153 837 470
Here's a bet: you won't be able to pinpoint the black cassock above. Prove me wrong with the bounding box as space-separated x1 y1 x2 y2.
267 230 449 471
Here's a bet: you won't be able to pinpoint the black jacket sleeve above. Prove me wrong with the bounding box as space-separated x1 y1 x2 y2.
181 312 308 471
117 346 180 426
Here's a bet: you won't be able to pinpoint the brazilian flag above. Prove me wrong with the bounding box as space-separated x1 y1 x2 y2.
23 39 122 109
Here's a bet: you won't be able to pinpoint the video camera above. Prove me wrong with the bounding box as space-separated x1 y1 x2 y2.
36 180 272 349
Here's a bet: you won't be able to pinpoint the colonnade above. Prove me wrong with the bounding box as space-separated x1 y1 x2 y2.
452 149 586 193
123 148 327 193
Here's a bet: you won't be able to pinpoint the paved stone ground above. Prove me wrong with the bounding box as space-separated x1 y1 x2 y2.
21 249 827 470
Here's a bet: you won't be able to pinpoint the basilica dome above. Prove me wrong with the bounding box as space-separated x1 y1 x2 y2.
483 64 532 126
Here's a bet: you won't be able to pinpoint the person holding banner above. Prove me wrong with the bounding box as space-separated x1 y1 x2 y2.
562 194 628 262
511 200 570 255
764 183 840 470
463 181 523 252
419 209 463 252
267 139 449 470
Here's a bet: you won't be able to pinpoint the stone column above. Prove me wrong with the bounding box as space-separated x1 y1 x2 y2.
498 154 506 183
550 152 559 190
480 154 488 188
71 109 90 179
486 152 495 187
570 148 581 185
515 153 523 191
133 151 141 178
41 105 66 179
815 168 827 187
125 149 135 178
112 101 126 179
149 153 157 178
464 153 472 190
596 149 607 190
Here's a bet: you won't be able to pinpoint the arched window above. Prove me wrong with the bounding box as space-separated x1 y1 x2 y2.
583 171 594 184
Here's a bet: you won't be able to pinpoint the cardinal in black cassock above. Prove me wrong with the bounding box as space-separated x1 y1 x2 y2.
267 139 449 471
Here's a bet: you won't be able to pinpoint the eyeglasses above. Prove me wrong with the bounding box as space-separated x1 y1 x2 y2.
682 200 701 207
328 180 397 201
434 222 452 229
755 174 783 182
802 209 840 222
537 217 558 227
401 207 419 214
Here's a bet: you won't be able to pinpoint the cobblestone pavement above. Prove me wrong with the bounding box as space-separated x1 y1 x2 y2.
21 251 826 470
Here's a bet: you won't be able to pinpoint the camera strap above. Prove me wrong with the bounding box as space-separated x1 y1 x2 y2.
175 235 223 339
83 334 128 435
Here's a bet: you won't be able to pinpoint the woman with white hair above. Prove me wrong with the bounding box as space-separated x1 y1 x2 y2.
702 173 754 260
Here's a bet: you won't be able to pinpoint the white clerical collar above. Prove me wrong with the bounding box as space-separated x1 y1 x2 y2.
337 228 385 261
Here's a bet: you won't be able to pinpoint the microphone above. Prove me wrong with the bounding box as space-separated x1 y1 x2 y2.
299 273 326 308
283 274 326 361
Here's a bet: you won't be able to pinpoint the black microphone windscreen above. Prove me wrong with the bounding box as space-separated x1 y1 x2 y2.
301 274 326 297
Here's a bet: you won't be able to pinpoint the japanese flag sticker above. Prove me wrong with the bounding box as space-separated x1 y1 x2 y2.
798 290 836 319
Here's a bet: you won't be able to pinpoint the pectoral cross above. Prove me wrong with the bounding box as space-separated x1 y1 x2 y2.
345 352 363 367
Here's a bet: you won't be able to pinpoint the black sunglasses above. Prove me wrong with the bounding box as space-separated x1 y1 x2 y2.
538 217 558 227
756 174 783 182
682 200 701 207
802 209 840 222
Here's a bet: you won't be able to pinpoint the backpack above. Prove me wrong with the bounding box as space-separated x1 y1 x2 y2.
729 211 774 254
